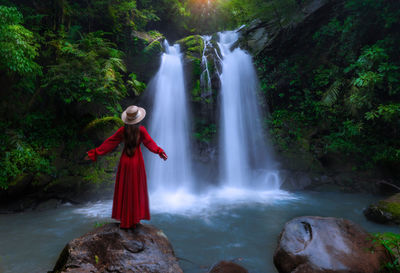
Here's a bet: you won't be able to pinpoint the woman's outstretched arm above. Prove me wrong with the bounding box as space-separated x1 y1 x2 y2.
140 126 167 160
86 127 124 161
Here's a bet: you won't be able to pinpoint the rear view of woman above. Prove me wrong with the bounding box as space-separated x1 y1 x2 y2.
85 105 167 228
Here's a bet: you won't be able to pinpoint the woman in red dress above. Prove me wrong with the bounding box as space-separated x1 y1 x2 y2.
85 105 167 228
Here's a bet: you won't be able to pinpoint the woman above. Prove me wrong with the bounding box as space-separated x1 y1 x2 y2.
85 105 167 228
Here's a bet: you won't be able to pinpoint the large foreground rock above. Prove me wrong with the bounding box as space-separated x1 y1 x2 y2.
52 223 183 273
208 261 248 273
364 193 400 225
274 216 391 273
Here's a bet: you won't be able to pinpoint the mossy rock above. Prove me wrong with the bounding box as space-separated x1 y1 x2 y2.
143 40 163 55
132 30 164 45
176 35 204 60
364 193 400 225
83 116 124 144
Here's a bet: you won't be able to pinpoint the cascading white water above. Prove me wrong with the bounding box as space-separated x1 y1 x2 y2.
141 36 283 213
146 41 193 193
70 32 288 221
218 30 280 189
200 35 212 97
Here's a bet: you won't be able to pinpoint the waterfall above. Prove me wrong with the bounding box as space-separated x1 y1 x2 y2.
146 41 193 193
143 32 281 213
200 35 212 97
217 30 280 189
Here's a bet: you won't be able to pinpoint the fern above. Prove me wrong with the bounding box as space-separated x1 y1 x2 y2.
321 80 343 106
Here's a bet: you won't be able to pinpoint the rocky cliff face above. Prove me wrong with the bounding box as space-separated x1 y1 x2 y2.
237 0 336 56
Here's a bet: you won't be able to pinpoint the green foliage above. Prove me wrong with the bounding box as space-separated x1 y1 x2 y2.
256 0 400 172
323 120 363 155
82 164 112 184
0 0 163 193
177 35 204 60
43 31 127 107
216 0 304 30
321 80 343 107
194 122 216 143
82 152 120 184
372 232 400 272
372 147 400 166
143 40 162 55
0 141 52 189
127 73 147 96
365 104 400 122
94 221 109 228
84 116 124 132
0 6 41 76
132 0 307 35
191 80 201 102
267 110 305 151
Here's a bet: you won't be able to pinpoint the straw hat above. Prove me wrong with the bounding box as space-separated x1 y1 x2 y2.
121 105 146 125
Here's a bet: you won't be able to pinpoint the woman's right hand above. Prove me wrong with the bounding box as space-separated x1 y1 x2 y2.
159 151 168 161
84 155 91 161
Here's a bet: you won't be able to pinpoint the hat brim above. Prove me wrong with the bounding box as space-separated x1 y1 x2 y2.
121 107 146 125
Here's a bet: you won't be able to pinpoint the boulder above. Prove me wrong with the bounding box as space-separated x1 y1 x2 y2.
364 193 400 225
209 261 248 273
273 216 391 273
52 223 183 273
176 35 204 61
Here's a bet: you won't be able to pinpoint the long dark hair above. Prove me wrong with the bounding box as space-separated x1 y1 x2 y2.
124 124 140 157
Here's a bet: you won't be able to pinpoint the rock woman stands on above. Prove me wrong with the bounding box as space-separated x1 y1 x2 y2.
85 105 167 228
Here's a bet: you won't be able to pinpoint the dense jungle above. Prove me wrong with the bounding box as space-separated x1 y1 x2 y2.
0 0 400 272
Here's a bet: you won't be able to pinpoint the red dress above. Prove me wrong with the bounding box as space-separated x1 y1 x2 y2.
87 125 164 228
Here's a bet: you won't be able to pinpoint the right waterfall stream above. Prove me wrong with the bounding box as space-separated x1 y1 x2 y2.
217 29 281 189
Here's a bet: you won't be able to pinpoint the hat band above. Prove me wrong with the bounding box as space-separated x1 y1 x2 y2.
127 111 140 121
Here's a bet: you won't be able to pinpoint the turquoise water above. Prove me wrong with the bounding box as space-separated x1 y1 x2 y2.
0 190 398 273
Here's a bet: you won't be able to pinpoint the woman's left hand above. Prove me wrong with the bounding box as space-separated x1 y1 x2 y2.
159 151 168 161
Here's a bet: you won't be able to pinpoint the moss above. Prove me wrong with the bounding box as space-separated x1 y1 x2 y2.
191 80 201 102
84 116 124 133
83 166 112 185
194 122 217 143
79 151 120 185
378 197 400 218
147 30 163 41
132 30 164 44
143 40 162 55
385 202 400 218
177 35 204 51
207 58 216 75
176 35 204 60
192 58 202 77
94 221 111 228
